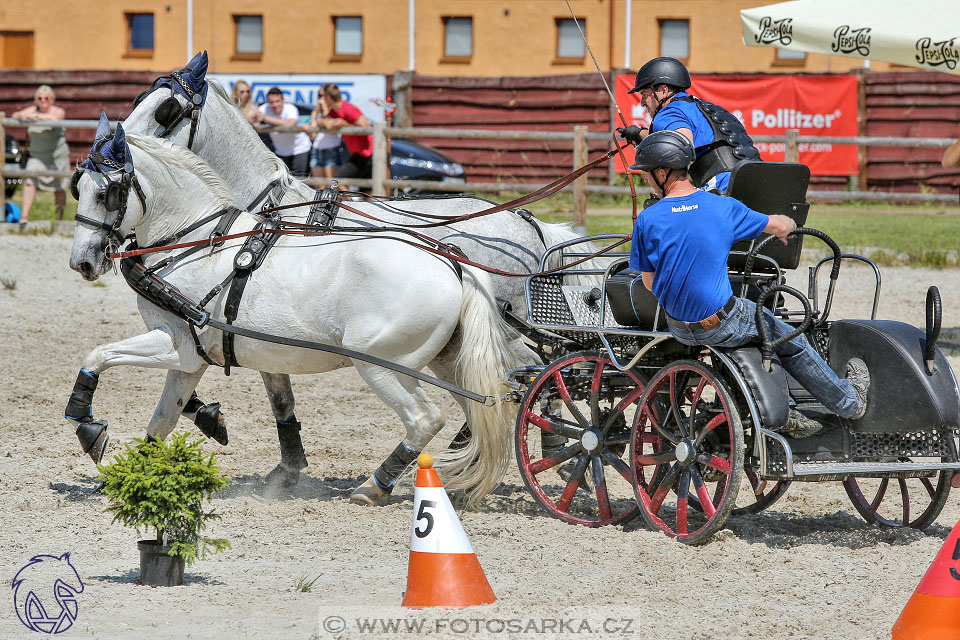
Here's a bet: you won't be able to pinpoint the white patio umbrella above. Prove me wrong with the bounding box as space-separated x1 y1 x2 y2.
741 0 960 74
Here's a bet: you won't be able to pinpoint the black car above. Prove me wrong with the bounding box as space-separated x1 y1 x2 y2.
283 102 467 191
5 134 26 199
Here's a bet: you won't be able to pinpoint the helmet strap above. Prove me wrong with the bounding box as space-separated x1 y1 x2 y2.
652 85 677 116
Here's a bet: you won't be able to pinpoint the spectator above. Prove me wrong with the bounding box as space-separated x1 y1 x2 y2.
304 87 346 179
12 85 69 222
318 84 373 180
254 87 311 177
231 79 259 126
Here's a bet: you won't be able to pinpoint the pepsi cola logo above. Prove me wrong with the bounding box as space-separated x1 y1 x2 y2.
832 25 871 56
755 16 793 46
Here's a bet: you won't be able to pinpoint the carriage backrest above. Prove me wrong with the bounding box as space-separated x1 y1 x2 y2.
727 161 811 271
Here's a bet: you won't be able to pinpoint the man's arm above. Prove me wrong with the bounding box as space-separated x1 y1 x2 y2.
763 214 798 244
943 138 960 168
259 107 298 127
641 271 654 291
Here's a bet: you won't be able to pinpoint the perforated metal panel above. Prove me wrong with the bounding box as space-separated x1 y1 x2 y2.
851 429 955 459
561 285 628 329
529 275 575 326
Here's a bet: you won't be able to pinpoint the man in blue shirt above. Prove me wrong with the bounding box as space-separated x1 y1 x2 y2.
629 131 870 437
619 57 761 192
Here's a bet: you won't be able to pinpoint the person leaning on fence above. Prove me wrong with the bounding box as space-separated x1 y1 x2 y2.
11 85 69 222
253 87 312 178
317 84 374 181
628 130 870 438
617 57 761 193
304 85 347 179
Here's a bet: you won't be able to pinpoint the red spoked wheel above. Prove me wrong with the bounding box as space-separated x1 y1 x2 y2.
630 359 744 544
843 469 952 530
515 352 645 527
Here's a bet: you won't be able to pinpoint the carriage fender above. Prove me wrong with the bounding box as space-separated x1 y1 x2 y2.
828 320 960 433
721 347 789 430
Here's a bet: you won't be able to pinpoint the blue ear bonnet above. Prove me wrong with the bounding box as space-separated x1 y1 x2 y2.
79 115 132 173
148 50 209 107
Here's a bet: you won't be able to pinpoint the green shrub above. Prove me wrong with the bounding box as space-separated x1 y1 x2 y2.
97 432 230 565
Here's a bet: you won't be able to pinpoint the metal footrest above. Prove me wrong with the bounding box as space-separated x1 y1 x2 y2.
770 460 960 482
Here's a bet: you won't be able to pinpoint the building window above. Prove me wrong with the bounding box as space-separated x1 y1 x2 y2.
659 19 689 59
774 47 807 65
126 13 154 54
556 18 586 60
443 17 473 59
234 15 263 56
334 17 363 56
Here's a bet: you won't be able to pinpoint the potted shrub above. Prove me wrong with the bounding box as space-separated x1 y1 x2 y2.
96 431 230 586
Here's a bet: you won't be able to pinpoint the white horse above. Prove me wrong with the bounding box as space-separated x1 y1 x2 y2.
66 122 518 506
120 52 602 496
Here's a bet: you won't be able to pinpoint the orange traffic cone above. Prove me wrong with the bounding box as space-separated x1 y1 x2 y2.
892 518 960 639
401 453 496 608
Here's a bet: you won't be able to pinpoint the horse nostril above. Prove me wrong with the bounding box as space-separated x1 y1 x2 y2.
79 261 94 277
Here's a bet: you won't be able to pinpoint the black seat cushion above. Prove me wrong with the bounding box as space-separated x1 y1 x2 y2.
724 347 789 430
605 269 667 330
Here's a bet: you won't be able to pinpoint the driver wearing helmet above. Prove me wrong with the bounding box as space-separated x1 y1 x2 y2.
629 131 869 437
618 57 761 192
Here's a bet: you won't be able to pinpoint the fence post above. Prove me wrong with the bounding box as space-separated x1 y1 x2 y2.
392 70 414 128
372 121 388 196
0 113 5 219
573 125 588 235
785 129 799 163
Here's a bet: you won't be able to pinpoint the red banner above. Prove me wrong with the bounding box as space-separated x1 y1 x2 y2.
614 74 859 176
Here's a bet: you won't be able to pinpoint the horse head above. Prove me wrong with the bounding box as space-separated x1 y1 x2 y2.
123 51 210 150
69 114 146 280
13 553 85 634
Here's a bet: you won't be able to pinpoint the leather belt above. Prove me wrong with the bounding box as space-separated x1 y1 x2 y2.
667 296 737 332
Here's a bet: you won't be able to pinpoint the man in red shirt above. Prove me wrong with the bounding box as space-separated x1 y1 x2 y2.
318 83 374 180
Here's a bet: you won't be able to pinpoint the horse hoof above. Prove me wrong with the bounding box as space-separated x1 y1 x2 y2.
195 402 228 446
264 463 300 488
349 477 390 506
76 419 109 464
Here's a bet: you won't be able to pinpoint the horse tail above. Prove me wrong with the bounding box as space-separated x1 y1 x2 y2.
439 265 518 506
533 219 610 285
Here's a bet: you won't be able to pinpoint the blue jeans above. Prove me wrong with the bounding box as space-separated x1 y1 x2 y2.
668 297 860 419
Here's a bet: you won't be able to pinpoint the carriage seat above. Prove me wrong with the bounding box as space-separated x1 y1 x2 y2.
605 268 667 330
727 161 811 272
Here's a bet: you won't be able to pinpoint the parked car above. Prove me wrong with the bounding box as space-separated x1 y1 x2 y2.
291 103 466 192
4 134 26 199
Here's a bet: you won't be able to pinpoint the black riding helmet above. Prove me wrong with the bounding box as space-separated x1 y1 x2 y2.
627 57 692 94
629 130 694 172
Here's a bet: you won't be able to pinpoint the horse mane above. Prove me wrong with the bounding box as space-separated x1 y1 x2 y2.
125 134 238 209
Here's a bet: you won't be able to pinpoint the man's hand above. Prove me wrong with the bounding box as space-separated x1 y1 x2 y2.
617 125 647 145
764 214 797 245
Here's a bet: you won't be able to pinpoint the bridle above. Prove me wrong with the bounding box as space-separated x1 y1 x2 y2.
70 135 146 248
132 68 206 149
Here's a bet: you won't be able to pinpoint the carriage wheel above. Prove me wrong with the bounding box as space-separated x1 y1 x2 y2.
515 351 644 527
630 359 744 544
733 471 791 516
843 469 952 530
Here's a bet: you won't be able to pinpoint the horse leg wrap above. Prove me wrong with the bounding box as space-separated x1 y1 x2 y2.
373 441 421 493
277 418 307 470
65 369 98 421
541 430 568 459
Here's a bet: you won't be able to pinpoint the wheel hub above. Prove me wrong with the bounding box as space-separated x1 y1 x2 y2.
580 429 601 454
675 438 696 466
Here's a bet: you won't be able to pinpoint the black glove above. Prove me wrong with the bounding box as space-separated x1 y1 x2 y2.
617 125 646 145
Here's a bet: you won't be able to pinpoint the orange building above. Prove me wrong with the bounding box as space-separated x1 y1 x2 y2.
0 0 895 76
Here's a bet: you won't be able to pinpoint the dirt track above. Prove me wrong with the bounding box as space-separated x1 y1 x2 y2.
1 233 959 640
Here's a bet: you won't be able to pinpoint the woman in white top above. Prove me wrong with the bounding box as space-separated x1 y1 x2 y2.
305 84 346 179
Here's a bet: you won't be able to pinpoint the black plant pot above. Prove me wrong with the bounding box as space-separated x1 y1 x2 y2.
137 540 185 587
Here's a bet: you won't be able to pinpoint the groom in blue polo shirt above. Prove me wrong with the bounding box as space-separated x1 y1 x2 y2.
629 131 870 437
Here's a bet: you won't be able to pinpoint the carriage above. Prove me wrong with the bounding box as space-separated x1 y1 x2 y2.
506 161 960 544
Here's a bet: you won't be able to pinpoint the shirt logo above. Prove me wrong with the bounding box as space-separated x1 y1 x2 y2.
670 204 699 213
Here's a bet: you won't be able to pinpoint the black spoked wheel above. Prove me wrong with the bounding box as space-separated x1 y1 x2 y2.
515 351 645 527
843 469 952 530
630 359 744 544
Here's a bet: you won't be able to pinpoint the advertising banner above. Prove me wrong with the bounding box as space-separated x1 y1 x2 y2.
614 74 859 176
209 74 388 123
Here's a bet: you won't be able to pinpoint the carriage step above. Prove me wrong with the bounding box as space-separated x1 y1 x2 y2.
777 460 960 481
